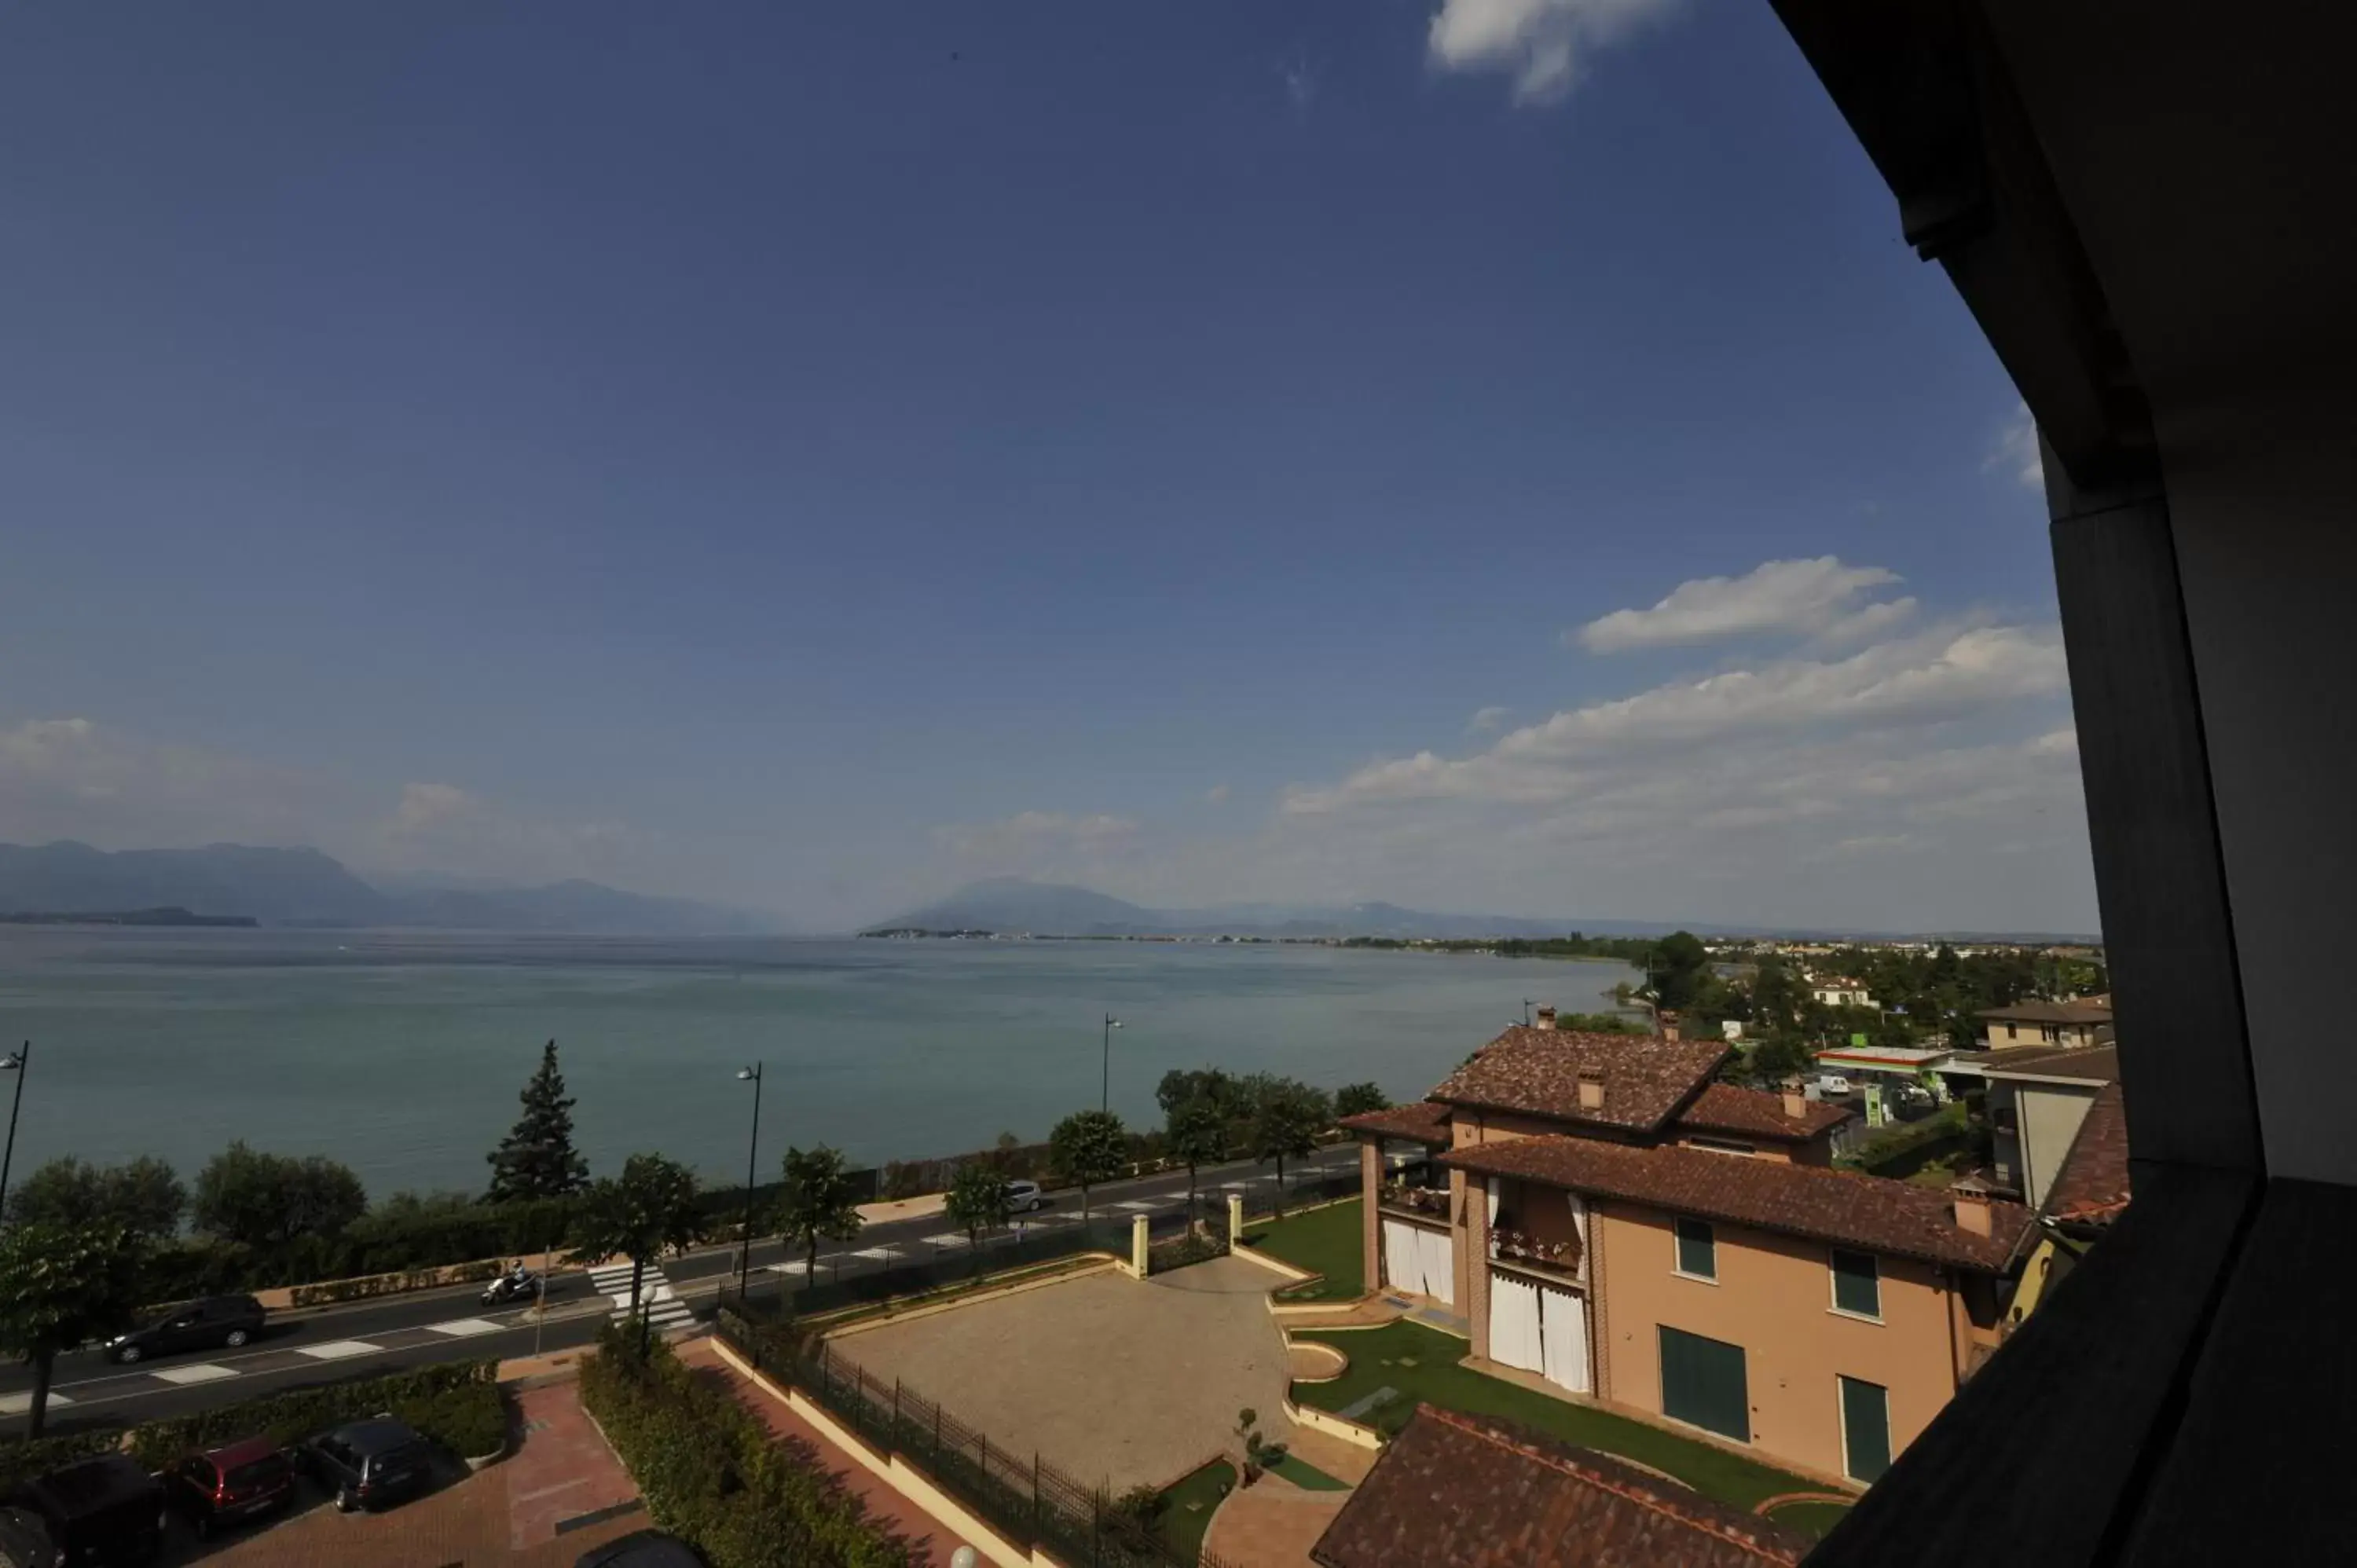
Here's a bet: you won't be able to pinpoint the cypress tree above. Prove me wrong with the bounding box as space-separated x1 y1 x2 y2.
486 1040 590 1203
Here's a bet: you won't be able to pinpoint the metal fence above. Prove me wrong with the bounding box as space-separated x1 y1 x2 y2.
717 1321 1242 1568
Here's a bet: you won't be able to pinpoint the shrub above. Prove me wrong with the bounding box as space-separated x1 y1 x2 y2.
0 1429 125 1495
124 1359 500 1470
579 1326 909 1567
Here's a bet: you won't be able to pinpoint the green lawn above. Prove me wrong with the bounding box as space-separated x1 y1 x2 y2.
1764 1499 1855 1537
1267 1452 1350 1491
1240 1197 1363 1299
1157 1459 1237 1559
1291 1321 1849 1539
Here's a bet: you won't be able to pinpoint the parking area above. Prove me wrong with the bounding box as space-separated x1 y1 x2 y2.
156 1377 645 1567
826 1255 1293 1494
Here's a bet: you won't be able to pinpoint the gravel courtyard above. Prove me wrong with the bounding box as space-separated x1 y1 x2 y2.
829 1256 1292 1493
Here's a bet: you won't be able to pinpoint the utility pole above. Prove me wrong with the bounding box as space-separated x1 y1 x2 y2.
1100 1015 1121 1112
0 1043 28 1223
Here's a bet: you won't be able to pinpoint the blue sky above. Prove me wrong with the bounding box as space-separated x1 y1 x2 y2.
0 0 2092 933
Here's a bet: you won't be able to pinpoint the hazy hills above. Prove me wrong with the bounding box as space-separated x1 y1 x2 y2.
0 841 765 935
866 877 1685 940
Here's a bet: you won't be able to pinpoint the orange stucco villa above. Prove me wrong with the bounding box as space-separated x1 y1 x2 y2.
1340 1009 2036 1486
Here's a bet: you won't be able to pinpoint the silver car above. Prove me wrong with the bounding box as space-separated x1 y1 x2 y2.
1003 1179 1046 1212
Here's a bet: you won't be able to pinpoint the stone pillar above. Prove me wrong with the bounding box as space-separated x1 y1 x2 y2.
1227 1192 1244 1241
1449 1167 1472 1311
1359 1139 1380 1299
1131 1214 1150 1278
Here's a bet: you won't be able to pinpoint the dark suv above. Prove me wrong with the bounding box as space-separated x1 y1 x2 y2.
103 1296 266 1365
162 1436 295 1539
11 1455 161 1566
302 1419 433 1513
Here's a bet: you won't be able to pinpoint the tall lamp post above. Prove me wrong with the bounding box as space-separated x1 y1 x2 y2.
1100 1015 1121 1112
735 1063 764 1298
0 1043 27 1223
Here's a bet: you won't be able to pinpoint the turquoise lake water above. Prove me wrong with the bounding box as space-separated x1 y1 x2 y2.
0 929 1638 1199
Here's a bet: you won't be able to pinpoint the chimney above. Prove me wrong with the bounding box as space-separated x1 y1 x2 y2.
1780 1077 1807 1121
1534 1006 1557 1031
1950 1174 1992 1237
1576 1066 1605 1112
1659 1009 1681 1042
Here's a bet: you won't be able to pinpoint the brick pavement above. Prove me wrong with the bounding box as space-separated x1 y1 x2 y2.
676 1338 978 1568
1201 1475 1350 1568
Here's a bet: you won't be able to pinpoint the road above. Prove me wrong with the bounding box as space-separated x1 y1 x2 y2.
5 1145 1362 1435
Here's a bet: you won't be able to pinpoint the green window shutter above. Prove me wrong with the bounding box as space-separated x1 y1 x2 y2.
1831 1248 1881 1317
1840 1375 1892 1481
1674 1218 1717 1279
1659 1326 1749 1442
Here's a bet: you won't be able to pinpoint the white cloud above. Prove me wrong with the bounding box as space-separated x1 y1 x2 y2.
1574 557 1906 654
1204 783 1232 805
1427 0 1678 104
1989 401 2045 490
390 782 477 833
1467 705 1511 734
1289 619 2067 817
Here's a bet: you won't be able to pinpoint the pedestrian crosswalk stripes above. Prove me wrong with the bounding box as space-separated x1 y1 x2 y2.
589 1261 694 1328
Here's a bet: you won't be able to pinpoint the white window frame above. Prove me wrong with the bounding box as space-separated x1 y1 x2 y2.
1827 1246 1883 1321
1672 1216 1718 1284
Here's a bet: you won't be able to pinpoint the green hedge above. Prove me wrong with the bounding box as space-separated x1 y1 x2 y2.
123 1359 504 1469
288 1256 506 1308
580 1326 907 1568
1841 1102 1970 1175
0 1430 125 1497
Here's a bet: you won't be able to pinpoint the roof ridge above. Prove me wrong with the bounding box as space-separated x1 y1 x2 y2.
1422 1408 1799 1563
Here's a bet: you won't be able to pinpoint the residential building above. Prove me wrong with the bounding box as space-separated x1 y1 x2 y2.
2002 1081 2133 1334
1344 1020 2033 1485
1810 978 1876 1009
1943 1045 2119 1207
1310 1405 1811 1568
1974 1000 2112 1050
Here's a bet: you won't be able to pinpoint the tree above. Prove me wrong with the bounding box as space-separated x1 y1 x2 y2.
1334 1083 1390 1119
192 1142 366 1248
1648 931 1711 1011
5 1156 185 1240
1156 1068 1236 1122
775 1145 863 1293
570 1154 704 1347
486 1040 590 1203
944 1164 1011 1254
0 1223 148 1437
1248 1082 1329 1211
1165 1095 1229 1225
1047 1110 1127 1223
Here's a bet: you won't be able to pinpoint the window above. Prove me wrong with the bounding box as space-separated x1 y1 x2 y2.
1839 1376 1892 1482
1674 1217 1717 1280
1687 1136 1757 1156
1659 1327 1749 1442
1831 1248 1881 1317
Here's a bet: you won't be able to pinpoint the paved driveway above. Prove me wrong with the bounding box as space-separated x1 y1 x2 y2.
829 1257 1292 1494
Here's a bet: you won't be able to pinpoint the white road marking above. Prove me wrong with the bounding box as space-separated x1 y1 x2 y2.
296 1340 384 1361
423 1318 505 1338
849 1247 902 1262
0 1390 70 1414
769 1259 811 1275
923 1232 973 1247
149 1364 240 1386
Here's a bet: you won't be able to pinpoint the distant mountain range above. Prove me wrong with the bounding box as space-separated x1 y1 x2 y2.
0 842 767 935
865 877 1696 940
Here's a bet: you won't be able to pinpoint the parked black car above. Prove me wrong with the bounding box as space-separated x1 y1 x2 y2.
0 1507 60 1568
575 1530 706 1567
160 1436 295 1539
102 1296 266 1365
11 1455 162 1566
301 1419 433 1513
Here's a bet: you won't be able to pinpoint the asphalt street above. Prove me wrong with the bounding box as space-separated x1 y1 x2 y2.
5 1145 1361 1437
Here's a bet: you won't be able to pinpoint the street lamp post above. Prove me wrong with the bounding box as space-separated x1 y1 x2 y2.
735 1064 764 1298
1100 1015 1121 1112
0 1043 27 1223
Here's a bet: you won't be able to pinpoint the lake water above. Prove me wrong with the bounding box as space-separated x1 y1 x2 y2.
0 929 1639 1199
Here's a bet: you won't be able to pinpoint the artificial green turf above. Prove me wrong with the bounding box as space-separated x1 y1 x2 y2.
1762 1499 1856 1538
1267 1452 1351 1492
1291 1321 1848 1538
1157 1458 1237 1559
1240 1197 1364 1299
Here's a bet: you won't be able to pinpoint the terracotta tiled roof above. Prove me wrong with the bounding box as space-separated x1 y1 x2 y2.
1338 1100 1454 1144
1426 1028 1728 1133
2045 1082 2132 1227
1977 1000 2113 1024
1441 1132 2031 1272
1310 1405 1809 1568
1977 1043 2120 1084
1675 1083 1855 1142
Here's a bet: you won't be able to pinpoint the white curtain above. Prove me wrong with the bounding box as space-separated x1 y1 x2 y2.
1566 1193 1590 1287
1490 1270 1543 1372
1538 1284 1591 1394
1382 1218 1424 1295
1420 1225 1457 1306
